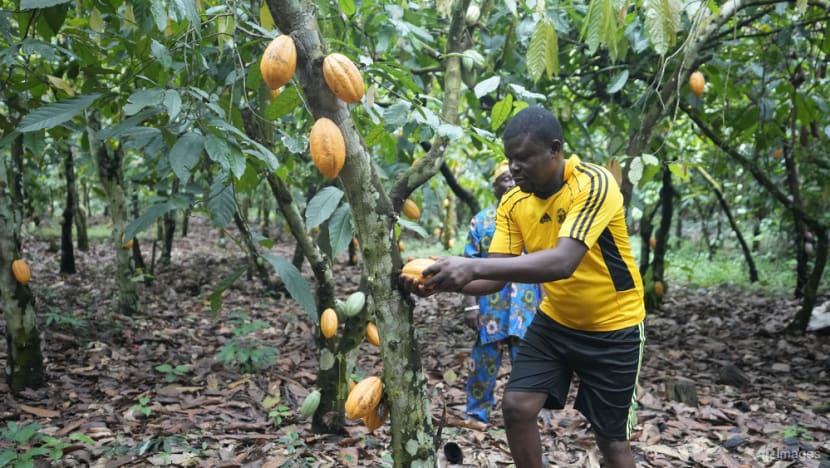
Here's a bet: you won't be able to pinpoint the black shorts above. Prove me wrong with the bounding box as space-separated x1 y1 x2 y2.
505 311 645 441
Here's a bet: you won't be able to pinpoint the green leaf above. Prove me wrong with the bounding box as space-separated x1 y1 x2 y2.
205 134 246 179
151 40 172 70
207 177 236 228
169 132 204 185
264 86 302 120
527 19 559 82
262 253 317 320
328 204 353 259
208 266 246 313
667 162 688 181
527 20 547 82
20 0 70 9
504 0 518 16
164 90 182 121
491 94 514 131
398 218 428 238
150 0 167 31
643 0 680 56
474 76 500 98
338 0 356 16
306 187 344 231
124 89 165 116
383 101 411 129
320 349 335 370
607 69 629 94
125 201 180 241
17 93 101 132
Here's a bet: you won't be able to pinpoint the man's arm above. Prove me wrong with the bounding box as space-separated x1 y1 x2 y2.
425 238 588 293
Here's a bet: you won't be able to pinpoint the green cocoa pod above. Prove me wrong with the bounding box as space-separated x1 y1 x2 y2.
344 291 366 317
300 390 321 418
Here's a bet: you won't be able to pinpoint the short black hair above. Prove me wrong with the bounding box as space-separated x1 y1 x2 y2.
502 105 563 145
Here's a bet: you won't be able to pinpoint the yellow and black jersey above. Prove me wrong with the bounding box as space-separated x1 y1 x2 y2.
490 155 645 332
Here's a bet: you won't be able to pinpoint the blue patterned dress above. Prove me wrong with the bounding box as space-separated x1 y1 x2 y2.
463 204 541 423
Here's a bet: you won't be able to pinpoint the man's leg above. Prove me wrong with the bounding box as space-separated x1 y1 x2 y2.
595 434 635 468
502 391 548 468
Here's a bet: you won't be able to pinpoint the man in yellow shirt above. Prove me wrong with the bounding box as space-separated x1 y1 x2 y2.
401 106 645 468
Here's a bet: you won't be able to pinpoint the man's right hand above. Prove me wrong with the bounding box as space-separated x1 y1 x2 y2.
398 271 436 297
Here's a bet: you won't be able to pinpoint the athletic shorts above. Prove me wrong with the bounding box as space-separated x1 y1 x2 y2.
505 311 645 441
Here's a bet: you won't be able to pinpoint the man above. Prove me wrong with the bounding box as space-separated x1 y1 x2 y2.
401 106 645 468
461 160 541 425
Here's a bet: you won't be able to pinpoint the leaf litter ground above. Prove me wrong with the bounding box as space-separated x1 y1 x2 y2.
1 218 828 467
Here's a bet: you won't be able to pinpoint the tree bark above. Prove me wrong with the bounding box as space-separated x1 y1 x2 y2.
1 134 45 392
60 143 77 274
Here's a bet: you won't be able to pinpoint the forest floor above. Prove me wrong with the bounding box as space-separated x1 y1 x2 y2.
1 217 829 468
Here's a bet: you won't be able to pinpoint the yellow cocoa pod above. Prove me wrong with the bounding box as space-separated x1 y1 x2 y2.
320 307 338 338
654 281 665 298
689 71 705 97
401 258 436 284
365 322 380 347
322 53 365 103
402 198 420 220
309 117 346 179
345 376 383 419
363 402 388 431
11 259 30 286
260 34 297 90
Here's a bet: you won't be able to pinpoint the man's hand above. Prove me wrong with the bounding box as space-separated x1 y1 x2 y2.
422 256 476 292
398 270 436 297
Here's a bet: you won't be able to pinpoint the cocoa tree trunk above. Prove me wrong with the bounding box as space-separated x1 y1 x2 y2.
60 143 77 274
264 0 451 462
1 134 45 392
696 167 758 282
88 116 140 315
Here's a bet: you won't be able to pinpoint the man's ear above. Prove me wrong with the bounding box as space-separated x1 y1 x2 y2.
551 139 562 154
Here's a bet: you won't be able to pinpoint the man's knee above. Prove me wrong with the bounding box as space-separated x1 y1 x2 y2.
502 391 545 424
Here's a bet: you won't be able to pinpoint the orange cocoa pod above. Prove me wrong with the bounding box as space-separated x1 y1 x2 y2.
12 259 30 285
322 53 365 103
320 307 338 338
401 258 436 284
260 34 296 90
309 117 346 179
689 71 705 97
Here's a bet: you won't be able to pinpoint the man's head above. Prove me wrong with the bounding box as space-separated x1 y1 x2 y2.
491 160 514 200
502 106 564 196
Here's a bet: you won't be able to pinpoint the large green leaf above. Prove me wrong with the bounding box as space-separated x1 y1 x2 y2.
205 134 246 179
328 204 353 259
169 132 204 185
20 0 70 9
125 201 181 241
643 0 680 55
305 186 344 231
208 177 236 228
262 253 317 321
527 18 558 82
264 86 303 120
491 94 514 131
17 93 101 132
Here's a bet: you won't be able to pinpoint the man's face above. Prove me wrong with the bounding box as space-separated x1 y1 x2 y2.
504 134 560 195
493 171 515 200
